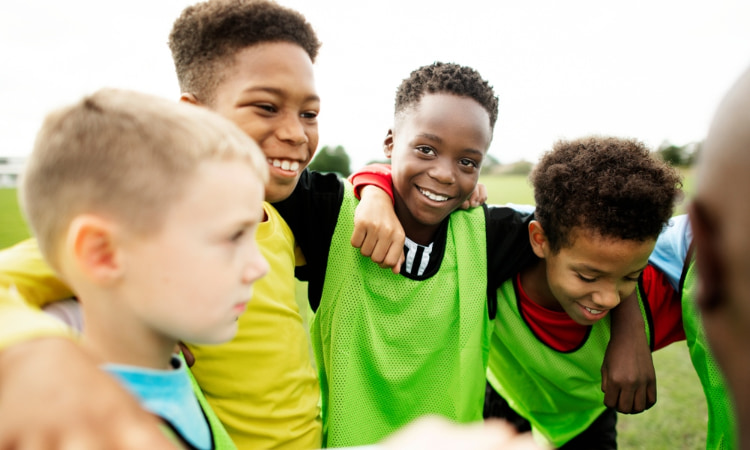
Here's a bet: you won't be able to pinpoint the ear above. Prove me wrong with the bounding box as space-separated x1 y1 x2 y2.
179 92 201 106
383 130 394 159
528 220 548 259
688 201 725 312
66 215 124 285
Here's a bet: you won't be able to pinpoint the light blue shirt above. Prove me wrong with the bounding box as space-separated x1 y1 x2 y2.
104 356 211 449
650 214 692 289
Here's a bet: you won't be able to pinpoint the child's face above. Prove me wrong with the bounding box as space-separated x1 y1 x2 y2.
209 42 320 203
122 160 268 345
536 226 654 326
385 93 491 243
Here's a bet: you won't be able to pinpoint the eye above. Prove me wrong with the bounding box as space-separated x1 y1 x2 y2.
459 158 479 169
624 274 641 283
416 145 435 156
254 104 277 113
230 229 246 242
301 110 318 120
577 273 597 283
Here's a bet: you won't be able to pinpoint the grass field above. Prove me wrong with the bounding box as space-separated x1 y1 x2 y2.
0 170 707 448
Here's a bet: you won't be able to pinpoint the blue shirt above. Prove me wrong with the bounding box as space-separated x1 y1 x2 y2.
104 356 211 449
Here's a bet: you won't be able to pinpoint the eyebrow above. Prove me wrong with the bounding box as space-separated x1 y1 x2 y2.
242 86 320 103
576 263 649 276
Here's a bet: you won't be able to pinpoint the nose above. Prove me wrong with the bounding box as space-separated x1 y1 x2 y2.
277 113 308 147
591 287 620 310
428 158 456 184
241 245 269 286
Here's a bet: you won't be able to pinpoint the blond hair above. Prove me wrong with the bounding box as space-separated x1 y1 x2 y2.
21 88 268 269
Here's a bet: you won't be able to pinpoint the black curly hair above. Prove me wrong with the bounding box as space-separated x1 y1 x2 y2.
168 0 321 104
531 136 682 252
394 62 498 130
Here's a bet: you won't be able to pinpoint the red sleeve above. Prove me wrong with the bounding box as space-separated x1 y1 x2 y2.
642 264 686 350
348 163 393 203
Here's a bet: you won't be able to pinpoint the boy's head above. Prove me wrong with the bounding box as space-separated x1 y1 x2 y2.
690 65 750 396
169 0 322 203
529 136 681 324
385 62 498 244
21 88 269 345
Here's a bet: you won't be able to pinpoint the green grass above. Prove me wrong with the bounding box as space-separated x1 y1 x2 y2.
0 189 30 249
0 171 707 448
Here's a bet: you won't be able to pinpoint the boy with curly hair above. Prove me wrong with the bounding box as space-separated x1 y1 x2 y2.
274 61 536 447
20 88 269 449
483 136 685 449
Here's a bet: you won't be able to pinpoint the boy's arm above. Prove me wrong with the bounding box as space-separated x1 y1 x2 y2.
601 290 656 414
349 164 488 274
349 164 404 274
0 337 174 449
0 239 77 350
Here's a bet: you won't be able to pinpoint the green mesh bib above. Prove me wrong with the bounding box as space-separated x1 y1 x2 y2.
312 183 490 447
182 354 236 449
682 258 737 449
487 278 651 448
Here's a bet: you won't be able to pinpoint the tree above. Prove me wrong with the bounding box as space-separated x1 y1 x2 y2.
309 145 351 177
656 140 701 167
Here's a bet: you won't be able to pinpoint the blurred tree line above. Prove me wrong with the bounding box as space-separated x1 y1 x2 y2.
656 140 701 167
308 140 701 178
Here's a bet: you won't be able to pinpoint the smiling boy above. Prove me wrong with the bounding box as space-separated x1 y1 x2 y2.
274 61 536 447
484 136 685 449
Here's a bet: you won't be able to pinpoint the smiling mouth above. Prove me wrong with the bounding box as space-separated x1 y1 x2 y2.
268 158 300 172
418 187 450 202
583 306 605 315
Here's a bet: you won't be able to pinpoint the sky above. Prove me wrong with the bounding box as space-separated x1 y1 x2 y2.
1 0 749 170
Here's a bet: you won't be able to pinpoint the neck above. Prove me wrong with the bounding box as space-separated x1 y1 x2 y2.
519 260 562 311
78 293 176 370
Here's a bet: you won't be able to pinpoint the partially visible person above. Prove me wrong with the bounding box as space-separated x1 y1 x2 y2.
481 136 684 449
690 63 750 450
650 213 738 449
20 88 270 448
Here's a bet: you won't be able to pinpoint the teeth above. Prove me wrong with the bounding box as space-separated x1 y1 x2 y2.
419 188 449 202
585 306 604 314
269 159 300 172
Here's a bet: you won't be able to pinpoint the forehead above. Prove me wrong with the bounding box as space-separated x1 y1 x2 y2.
558 227 655 267
217 42 317 96
396 93 492 149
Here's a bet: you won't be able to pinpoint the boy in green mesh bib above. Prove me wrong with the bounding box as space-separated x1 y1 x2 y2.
483 136 685 449
274 61 535 447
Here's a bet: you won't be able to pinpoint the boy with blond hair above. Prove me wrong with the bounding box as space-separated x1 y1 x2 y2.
20 88 269 448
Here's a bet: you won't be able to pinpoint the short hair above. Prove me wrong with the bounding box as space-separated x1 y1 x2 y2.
21 88 268 269
168 0 321 104
394 62 499 130
531 136 682 252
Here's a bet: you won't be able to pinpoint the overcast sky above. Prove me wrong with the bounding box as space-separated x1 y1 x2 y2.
1 0 749 169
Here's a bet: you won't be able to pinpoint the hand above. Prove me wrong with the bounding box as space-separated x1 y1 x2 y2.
0 337 176 449
460 182 487 210
382 416 543 450
601 291 657 413
351 185 405 274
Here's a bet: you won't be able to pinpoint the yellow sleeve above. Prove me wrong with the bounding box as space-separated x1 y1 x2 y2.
0 239 76 350
0 239 74 308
